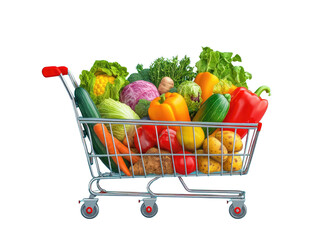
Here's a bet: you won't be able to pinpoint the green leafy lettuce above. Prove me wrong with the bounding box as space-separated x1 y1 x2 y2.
79 60 129 105
97 98 140 141
195 47 252 88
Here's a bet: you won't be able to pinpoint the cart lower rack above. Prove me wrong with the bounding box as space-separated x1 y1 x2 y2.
42 66 262 219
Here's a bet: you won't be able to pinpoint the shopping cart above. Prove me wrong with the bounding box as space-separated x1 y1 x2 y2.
42 66 262 219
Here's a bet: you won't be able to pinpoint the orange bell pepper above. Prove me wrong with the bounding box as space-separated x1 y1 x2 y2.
148 92 190 131
194 72 219 104
227 84 237 94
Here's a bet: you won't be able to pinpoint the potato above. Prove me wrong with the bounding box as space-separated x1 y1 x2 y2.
158 77 174 94
203 136 228 163
215 131 243 153
129 148 174 175
223 154 243 172
197 150 221 173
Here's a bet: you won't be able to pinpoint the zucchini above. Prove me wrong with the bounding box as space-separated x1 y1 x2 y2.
74 87 130 173
192 93 230 136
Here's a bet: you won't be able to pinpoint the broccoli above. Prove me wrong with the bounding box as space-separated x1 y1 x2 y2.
134 99 151 118
169 87 177 93
127 73 142 83
127 64 151 83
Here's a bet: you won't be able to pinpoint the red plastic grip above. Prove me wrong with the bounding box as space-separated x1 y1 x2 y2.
42 66 68 78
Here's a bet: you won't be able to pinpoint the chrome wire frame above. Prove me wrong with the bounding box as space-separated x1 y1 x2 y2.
59 72 261 201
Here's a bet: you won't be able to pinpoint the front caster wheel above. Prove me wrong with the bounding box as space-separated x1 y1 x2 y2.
229 203 247 219
140 203 158 218
81 203 99 219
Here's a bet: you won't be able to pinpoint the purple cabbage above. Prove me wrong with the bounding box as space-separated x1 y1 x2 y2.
120 80 159 110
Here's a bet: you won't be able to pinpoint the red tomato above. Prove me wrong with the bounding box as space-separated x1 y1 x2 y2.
173 151 196 174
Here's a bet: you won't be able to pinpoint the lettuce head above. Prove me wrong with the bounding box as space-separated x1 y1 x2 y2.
97 98 140 141
79 60 129 105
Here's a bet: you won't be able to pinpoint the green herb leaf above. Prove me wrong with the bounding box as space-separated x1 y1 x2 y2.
149 55 196 88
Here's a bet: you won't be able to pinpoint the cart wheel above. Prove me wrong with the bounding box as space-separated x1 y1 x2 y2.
140 203 158 218
81 203 99 219
229 203 247 219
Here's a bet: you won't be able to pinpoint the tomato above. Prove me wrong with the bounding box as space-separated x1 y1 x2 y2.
173 151 196 174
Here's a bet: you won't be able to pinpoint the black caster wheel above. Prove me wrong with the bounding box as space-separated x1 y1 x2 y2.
81 203 99 219
229 203 247 219
140 203 158 218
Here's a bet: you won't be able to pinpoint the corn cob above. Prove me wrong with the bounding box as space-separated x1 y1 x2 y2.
93 74 115 96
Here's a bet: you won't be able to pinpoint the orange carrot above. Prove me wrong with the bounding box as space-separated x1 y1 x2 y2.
122 134 134 148
93 124 131 176
113 137 140 164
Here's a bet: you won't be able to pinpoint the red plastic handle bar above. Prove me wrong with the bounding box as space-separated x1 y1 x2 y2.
42 66 68 78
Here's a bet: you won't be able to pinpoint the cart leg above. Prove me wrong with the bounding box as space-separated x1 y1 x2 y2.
96 179 107 193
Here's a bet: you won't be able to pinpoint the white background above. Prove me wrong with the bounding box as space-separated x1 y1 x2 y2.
1 0 318 239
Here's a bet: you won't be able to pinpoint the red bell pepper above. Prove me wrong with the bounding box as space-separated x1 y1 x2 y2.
158 129 182 153
142 125 165 140
134 125 166 153
134 127 157 153
223 85 270 138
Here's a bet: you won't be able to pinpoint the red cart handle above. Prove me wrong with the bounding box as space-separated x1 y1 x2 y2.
42 66 68 78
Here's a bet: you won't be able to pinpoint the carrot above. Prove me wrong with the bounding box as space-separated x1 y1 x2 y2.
113 137 141 164
93 124 131 176
95 125 140 164
123 134 134 148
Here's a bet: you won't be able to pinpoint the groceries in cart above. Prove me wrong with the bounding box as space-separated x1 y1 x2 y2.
73 46 270 177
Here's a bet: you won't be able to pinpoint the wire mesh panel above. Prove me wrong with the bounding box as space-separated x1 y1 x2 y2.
79 118 260 179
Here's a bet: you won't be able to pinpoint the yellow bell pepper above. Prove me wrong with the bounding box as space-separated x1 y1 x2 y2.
176 126 205 151
148 92 190 131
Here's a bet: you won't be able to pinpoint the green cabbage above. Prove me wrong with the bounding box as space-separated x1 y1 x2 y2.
97 99 140 141
177 81 202 117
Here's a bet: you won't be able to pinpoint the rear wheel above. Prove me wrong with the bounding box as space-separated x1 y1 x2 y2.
81 203 99 219
229 203 247 219
140 203 158 218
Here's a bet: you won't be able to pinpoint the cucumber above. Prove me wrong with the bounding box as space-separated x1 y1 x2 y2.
192 93 230 136
74 87 130 173
74 87 101 119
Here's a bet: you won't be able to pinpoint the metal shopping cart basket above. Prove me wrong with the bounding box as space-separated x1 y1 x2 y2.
42 66 262 219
